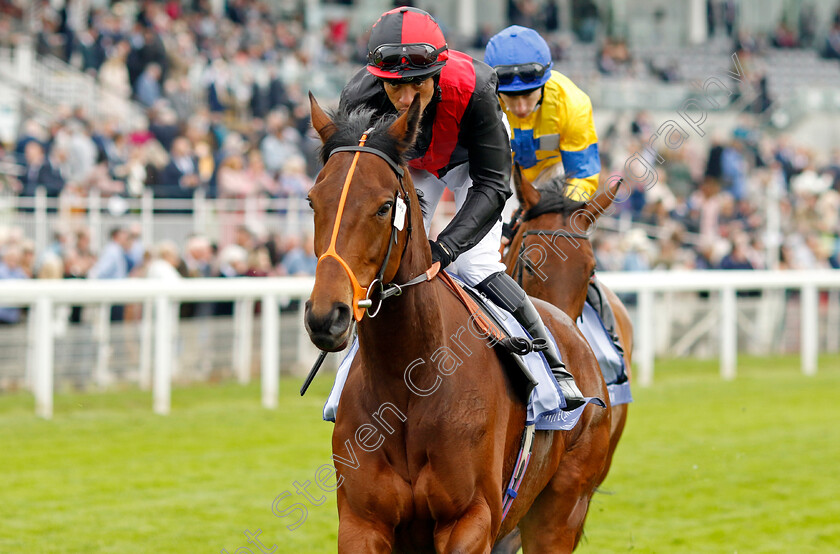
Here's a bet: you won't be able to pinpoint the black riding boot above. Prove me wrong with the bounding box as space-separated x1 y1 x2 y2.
476 271 585 409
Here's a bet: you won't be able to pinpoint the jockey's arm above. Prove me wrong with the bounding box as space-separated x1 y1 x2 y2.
559 92 600 202
435 74 512 262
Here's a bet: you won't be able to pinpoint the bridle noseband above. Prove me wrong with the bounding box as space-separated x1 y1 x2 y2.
319 128 437 321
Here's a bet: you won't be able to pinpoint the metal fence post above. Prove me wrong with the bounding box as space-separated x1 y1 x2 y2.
720 287 737 380
33 297 54 419
233 299 254 384
139 298 153 390
94 303 111 387
153 295 172 415
638 289 655 387
801 284 818 376
827 290 840 353
261 295 280 409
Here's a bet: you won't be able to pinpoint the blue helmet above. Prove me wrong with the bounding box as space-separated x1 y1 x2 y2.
484 25 553 93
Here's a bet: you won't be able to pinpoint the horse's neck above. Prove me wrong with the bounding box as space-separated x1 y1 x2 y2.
559 284 588 321
356 226 446 386
507 225 589 320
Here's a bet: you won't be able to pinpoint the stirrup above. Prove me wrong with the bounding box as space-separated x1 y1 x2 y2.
549 362 586 410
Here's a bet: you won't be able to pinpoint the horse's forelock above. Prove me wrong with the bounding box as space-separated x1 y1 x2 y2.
319 107 403 167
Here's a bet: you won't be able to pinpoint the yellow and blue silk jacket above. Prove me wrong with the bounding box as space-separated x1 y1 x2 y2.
500 70 600 201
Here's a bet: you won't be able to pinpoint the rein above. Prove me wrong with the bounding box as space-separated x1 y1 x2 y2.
320 128 439 321
511 229 590 287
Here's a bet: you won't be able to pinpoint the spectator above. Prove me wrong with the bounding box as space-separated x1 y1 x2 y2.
823 21 840 60
246 246 274 277
260 111 302 176
719 237 755 270
37 252 65 279
281 235 318 276
64 228 96 279
217 153 257 199
146 240 183 280
99 39 132 100
88 227 132 280
621 229 652 272
148 106 180 152
89 226 134 321
0 244 28 324
245 150 277 199
184 235 214 278
20 141 64 198
75 26 107 73
135 63 163 107
277 155 313 198
157 137 201 198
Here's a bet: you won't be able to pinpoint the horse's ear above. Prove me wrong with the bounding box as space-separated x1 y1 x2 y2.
309 92 336 143
514 163 541 211
387 93 422 154
583 178 621 221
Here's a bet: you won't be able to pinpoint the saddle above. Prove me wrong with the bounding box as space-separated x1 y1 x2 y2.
437 271 544 400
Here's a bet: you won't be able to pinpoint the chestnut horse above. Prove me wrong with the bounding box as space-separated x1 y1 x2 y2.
504 167 633 484
304 93 611 552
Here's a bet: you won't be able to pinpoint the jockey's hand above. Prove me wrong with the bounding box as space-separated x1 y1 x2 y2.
429 240 453 269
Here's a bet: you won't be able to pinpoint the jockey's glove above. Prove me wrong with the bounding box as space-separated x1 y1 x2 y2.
429 239 454 269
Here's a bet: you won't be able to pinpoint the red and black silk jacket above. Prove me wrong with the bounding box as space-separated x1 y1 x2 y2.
339 50 512 263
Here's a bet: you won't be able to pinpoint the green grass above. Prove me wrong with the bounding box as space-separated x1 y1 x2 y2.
2 355 839 553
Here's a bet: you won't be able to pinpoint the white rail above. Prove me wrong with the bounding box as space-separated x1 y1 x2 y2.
597 270 840 386
1 270 838 418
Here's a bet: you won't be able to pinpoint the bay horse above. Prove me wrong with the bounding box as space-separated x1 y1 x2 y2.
504 166 633 485
304 93 611 552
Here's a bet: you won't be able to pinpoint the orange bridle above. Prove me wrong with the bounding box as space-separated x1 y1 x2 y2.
318 129 423 321
317 132 373 321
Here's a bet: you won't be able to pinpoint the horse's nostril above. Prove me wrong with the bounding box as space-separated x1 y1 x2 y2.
329 303 352 334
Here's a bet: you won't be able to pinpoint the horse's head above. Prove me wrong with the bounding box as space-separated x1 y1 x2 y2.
304 93 424 351
506 165 619 315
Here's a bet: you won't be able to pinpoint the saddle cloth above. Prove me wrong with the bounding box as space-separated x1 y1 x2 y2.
323 273 604 431
577 301 632 406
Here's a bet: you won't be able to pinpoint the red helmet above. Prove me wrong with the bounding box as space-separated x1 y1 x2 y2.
366 7 448 81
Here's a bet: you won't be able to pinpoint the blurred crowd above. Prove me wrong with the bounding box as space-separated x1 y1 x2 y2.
0 221 317 324
594 112 840 273
0 0 838 308
0 0 331 203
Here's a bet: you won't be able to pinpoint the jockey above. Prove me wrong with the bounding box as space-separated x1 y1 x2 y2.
484 26 600 202
485 26 623 353
339 7 584 407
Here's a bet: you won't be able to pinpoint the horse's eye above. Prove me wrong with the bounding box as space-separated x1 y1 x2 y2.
377 202 393 217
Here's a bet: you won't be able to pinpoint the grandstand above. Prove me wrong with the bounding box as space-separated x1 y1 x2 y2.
1 3 839 554
0 0 836 398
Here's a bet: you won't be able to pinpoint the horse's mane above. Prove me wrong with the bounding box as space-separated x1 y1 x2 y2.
319 106 428 213
319 107 407 167
524 175 587 221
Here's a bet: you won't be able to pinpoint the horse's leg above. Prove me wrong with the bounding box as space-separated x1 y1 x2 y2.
517 422 611 553
598 287 633 484
490 528 521 554
434 500 494 554
337 508 395 553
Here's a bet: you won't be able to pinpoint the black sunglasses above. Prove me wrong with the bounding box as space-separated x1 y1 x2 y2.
494 63 549 86
368 43 447 71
